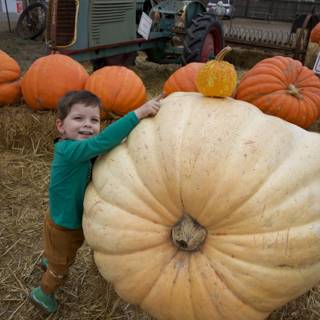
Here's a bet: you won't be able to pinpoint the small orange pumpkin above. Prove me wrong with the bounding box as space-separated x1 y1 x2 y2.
0 50 21 105
196 46 237 97
235 56 320 128
21 53 89 110
85 66 147 115
163 62 204 96
310 23 320 44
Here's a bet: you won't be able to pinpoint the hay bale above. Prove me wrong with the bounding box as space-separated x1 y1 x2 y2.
0 104 57 153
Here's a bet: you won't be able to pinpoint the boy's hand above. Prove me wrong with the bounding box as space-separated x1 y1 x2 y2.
134 93 164 120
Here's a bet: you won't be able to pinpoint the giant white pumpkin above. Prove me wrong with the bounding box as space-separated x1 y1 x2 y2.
83 92 320 320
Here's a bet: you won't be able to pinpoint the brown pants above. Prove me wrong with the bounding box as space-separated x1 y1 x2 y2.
41 214 84 294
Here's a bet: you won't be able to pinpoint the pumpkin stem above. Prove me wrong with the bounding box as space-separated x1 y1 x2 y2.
215 46 232 61
288 84 302 99
171 214 207 251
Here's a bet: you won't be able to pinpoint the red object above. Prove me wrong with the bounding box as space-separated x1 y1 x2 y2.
16 1 23 14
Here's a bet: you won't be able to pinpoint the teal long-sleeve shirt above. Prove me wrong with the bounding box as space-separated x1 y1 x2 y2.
49 111 139 229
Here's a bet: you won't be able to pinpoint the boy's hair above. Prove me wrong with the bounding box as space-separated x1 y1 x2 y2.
57 90 101 120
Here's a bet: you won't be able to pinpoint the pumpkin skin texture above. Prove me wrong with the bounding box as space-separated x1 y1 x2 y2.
235 56 320 128
21 54 89 110
0 80 21 105
85 66 147 115
0 50 21 106
163 62 204 96
0 50 20 83
83 92 320 320
196 46 237 97
310 22 320 44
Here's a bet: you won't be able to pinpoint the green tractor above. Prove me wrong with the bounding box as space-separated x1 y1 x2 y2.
46 0 224 68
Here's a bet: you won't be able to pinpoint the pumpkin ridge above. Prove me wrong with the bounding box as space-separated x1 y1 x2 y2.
269 58 300 83
131 76 146 109
129 124 184 221
197 113 288 228
203 246 267 315
196 260 229 319
211 197 320 237
139 250 188 313
212 228 319 271
295 73 320 88
237 76 285 92
204 246 288 313
213 160 320 235
277 95 299 120
0 80 21 105
0 50 20 83
121 67 136 111
38 57 49 108
207 242 320 310
209 131 305 231
139 248 180 306
108 66 122 113
99 146 179 224
118 68 131 111
302 90 320 111
265 93 288 118
199 254 263 319
236 82 283 100
86 185 174 230
246 66 288 84
126 69 145 110
298 98 318 127
189 256 222 320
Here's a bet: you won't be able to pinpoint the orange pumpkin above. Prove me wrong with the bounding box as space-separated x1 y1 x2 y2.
85 66 147 116
21 53 89 110
163 62 204 96
0 50 21 105
235 56 320 128
310 23 320 44
0 80 21 105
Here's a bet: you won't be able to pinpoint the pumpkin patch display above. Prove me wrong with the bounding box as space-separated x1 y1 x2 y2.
21 53 89 110
235 56 320 128
310 22 320 44
85 66 147 116
0 50 21 105
163 62 204 96
83 92 320 320
196 46 237 97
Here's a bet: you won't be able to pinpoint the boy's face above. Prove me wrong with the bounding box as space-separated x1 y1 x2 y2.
56 103 101 140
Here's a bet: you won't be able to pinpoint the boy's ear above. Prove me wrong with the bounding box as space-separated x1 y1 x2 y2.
56 119 64 134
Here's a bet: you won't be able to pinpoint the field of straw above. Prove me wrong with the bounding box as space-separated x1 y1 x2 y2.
1 25 320 320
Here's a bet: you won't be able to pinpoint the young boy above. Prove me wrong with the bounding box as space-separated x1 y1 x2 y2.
30 90 162 313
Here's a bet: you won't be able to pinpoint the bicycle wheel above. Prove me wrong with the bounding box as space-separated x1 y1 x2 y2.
16 3 47 40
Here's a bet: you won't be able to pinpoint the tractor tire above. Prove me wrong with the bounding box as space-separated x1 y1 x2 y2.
16 2 47 40
182 12 224 64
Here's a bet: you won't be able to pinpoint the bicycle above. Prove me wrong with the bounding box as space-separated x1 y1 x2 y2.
16 0 48 40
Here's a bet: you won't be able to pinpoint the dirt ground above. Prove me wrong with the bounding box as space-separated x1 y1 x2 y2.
1 23 320 320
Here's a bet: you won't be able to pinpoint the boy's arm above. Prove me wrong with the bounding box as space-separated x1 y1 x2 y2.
57 112 139 163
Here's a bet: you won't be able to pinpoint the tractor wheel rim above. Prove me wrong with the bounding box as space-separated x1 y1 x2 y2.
200 28 221 61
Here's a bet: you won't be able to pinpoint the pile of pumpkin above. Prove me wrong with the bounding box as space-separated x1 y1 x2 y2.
2 44 320 320
1 42 320 129
81 47 320 320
